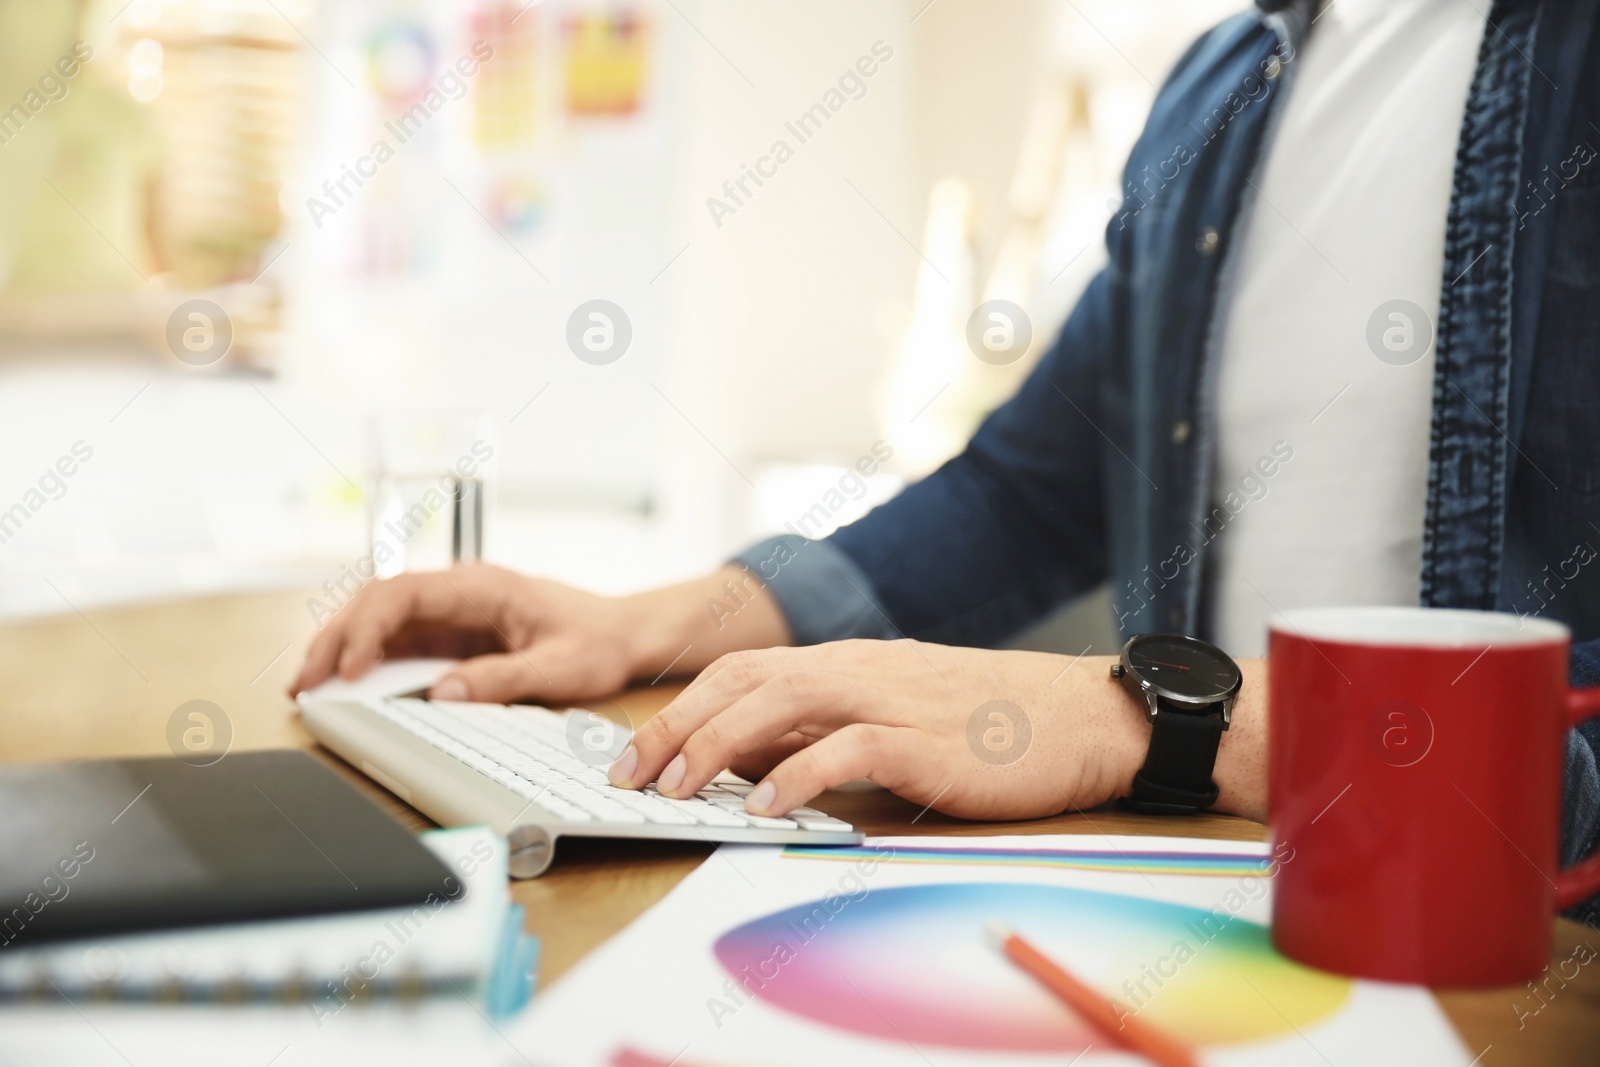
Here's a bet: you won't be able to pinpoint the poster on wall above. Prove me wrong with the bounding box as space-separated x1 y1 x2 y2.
562 7 652 117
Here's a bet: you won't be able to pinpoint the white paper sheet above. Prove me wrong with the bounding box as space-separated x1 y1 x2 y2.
504 835 1475 1067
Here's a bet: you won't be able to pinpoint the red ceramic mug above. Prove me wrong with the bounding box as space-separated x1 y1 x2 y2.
1268 606 1600 986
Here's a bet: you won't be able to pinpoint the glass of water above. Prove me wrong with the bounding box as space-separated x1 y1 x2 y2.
366 410 493 578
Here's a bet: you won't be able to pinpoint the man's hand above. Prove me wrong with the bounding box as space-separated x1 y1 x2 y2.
609 640 1268 822
290 562 795 704
292 563 637 703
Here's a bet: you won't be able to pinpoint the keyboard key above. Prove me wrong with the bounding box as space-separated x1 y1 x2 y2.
544 780 593 804
580 800 647 824
502 753 546 775
690 806 751 828
506 778 546 801
537 798 593 822
633 799 697 825
372 698 852 838
641 810 697 826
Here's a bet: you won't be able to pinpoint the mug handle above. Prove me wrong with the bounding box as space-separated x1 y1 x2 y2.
1555 687 1600 910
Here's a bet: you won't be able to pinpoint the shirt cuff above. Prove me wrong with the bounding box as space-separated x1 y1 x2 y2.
729 535 899 646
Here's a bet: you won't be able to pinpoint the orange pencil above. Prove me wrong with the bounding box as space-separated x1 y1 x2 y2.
988 921 1201 1067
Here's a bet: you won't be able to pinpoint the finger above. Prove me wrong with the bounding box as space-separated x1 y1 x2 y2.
295 588 381 693
726 733 812 784
613 650 787 787
658 671 873 798
620 651 819 788
336 580 421 680
296 567 513 693
292 621 347 694
430 650 557 705
335 571 510 681
746 723 930 816
384 622 503 661
674 644 791 700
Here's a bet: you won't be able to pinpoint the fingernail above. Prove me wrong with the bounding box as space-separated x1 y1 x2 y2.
658 754 686 796
746 780 777 815
608 745 638 788
431 676 469 702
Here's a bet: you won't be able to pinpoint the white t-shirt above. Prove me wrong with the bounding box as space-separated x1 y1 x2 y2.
1207 0 1489 658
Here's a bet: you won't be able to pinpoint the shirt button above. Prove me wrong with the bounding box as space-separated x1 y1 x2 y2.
1265 55 1283 81
1196 227 1220 255
1169 606 1187 630
1171 420 1191 444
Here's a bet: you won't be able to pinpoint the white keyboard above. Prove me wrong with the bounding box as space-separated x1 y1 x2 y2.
299 696 862 877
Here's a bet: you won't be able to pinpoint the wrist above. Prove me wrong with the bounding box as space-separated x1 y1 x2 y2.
1103 644 1266 821
612 585 702 683
1209 659 1260 819
1212 657 1268 821
616 565 795 683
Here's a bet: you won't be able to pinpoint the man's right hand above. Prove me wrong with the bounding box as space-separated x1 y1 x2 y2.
289 562 793 705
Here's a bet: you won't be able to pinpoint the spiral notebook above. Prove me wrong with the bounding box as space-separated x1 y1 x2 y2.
0 826 537 1017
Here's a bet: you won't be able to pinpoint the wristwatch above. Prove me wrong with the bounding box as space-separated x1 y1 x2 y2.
1110 633 1242 815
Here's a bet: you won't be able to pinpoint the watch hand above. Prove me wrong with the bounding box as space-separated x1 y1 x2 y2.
1144 660 1191 670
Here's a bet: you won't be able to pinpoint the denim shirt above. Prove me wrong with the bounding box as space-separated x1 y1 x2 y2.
734 0 1600 917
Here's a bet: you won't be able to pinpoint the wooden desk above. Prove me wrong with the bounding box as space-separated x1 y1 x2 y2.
4 589 1596 1063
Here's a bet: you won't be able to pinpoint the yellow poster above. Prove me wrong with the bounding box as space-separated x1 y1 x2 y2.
563 8 650 116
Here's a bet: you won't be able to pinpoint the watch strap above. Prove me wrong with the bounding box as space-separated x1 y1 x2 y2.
1123 704 1225 815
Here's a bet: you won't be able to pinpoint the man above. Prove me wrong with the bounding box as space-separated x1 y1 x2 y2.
294 0 1600 914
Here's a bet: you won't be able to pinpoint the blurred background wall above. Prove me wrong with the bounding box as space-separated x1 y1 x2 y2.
0 0 1244 653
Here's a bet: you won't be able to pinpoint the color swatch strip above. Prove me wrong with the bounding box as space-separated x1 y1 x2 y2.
781 843 1271 877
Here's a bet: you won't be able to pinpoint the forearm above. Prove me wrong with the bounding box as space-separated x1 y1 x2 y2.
620 564 794 682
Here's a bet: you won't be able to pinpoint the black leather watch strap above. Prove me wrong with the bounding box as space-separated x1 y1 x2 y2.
1123 706 1226 815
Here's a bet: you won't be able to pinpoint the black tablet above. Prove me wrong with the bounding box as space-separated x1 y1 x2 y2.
0 749 459 947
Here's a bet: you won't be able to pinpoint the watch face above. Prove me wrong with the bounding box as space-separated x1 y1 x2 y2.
1124 634 1240 702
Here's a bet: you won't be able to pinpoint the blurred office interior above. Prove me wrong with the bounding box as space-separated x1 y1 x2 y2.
0 0 1244 649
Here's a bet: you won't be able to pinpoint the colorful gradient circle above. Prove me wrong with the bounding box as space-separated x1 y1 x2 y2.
713 882 1351 1052
488 176 548 236
365 22 436 105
